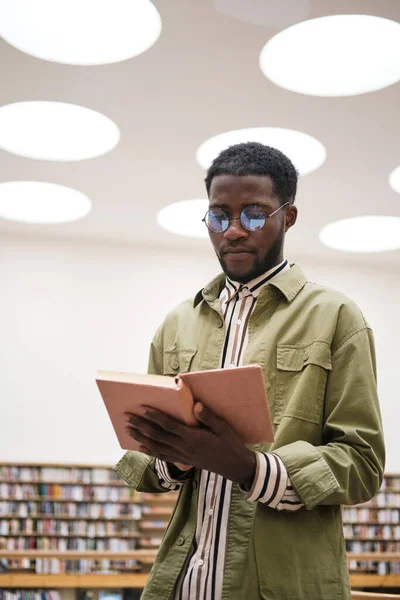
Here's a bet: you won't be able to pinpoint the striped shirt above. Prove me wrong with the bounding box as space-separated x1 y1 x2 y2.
155 259 303 599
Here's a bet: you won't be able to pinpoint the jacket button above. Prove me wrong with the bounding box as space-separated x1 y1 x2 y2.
192 480 198 489
177 536 185 546
172 359 179 370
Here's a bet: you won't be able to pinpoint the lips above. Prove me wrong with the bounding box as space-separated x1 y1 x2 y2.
223 250 254 261
223 248 253 255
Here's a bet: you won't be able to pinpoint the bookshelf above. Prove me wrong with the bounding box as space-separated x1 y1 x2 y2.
344 474 400 585
0 462 177 588
0 464 400 594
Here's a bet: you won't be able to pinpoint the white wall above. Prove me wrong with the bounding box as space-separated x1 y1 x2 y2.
0 234 398 471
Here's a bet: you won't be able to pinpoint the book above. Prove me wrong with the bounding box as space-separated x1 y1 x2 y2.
96 365 274 453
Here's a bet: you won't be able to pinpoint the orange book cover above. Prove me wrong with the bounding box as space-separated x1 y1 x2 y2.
96 365 274 453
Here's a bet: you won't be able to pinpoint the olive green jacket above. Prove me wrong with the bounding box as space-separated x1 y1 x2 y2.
115 264 385 600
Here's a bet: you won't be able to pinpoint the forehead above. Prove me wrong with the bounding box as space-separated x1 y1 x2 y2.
209 174 276 206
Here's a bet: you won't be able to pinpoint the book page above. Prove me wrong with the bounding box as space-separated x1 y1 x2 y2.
96 370 177 388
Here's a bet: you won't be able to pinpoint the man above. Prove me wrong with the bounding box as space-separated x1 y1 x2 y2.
115 142 385 599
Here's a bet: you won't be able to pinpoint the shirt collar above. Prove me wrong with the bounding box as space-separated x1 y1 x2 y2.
225 259 290 300
194 262 307 307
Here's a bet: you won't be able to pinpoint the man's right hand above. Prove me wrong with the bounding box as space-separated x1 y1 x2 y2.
168 461 193 476
172 461 193 471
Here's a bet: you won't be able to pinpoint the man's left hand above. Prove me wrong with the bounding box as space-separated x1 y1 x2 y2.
126 403 256 487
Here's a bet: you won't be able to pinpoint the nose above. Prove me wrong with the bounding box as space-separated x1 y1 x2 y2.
222 217 249 240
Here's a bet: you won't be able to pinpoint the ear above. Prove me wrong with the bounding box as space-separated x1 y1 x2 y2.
285 205 298 232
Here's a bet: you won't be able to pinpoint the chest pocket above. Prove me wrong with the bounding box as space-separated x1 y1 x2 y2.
274 341 332 425
162 348 197 376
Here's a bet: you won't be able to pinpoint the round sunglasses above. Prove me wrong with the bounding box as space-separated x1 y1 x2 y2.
202 202 290 233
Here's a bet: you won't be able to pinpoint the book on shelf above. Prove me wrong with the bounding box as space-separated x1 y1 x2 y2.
1 463 398 580
0 592 62 600
96 364 274 454
0 463 178 576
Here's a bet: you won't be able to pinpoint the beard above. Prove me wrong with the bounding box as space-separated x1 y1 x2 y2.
216 225 285 284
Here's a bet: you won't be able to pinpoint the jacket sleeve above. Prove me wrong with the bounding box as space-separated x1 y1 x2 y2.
114 325 194 492
147 325 164 375
273 327 385 510
114 451 169 493
241 451 303 511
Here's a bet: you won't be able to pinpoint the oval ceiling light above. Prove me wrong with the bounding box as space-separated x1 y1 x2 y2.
0 102 120 161
196 128 326 175
260 15 400 96
157 199 209 238
0 181 92 224
389 167 400 194
0 0 161 65
319 216 400 253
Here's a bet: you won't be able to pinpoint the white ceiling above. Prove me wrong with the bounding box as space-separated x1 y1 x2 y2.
0 0 399 267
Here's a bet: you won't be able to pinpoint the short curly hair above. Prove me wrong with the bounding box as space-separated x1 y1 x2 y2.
204 141 298 205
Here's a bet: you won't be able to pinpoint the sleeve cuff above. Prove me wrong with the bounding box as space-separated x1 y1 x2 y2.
114 450 153 488
240 452 303 510
154 459 192 490
273 441 339 509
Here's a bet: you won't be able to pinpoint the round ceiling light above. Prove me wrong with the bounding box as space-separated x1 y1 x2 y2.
319 216 400 253
389 167 400 194
0 181 92 224
0 102 120 161
157 199 209 238
259 15 400 96
196 128 326 175
0 0 161 65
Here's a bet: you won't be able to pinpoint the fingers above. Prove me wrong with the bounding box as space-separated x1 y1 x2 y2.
126 410 190 462
193 402 228 436
126 408 186 437
126 413 179 447
126 425 188 464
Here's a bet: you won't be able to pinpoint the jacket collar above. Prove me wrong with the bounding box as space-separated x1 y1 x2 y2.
193 263 307 307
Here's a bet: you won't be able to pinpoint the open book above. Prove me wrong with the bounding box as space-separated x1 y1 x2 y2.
96 365 274 452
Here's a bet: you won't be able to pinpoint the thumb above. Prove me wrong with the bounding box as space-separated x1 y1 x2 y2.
194 402 225 434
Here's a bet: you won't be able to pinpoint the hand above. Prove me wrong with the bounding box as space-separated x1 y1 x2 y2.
125 403 257 487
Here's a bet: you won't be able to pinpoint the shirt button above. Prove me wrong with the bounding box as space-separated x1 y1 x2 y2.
236 319 242 326
176 536 185 546
198 559 204 567
230 363 235 368
208 509 213 516
192 480 198 489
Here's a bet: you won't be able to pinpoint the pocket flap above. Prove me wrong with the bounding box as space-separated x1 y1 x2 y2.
163 348 197 375
277 342 332 372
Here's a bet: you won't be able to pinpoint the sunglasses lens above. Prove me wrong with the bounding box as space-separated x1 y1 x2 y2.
241 206 266 231
206 208 229 233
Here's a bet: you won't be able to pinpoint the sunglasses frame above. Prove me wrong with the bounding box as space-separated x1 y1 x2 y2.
202 202 290 233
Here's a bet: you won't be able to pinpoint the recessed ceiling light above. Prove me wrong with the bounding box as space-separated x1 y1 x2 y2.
0 181 92 224
389 167 400 194
0 0 161 65
196 128 326 175
259 15 400 96
157 200 209 238
0 102 120 161
319 216 400 253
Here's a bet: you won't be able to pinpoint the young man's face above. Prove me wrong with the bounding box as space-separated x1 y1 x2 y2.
207 174 297 283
